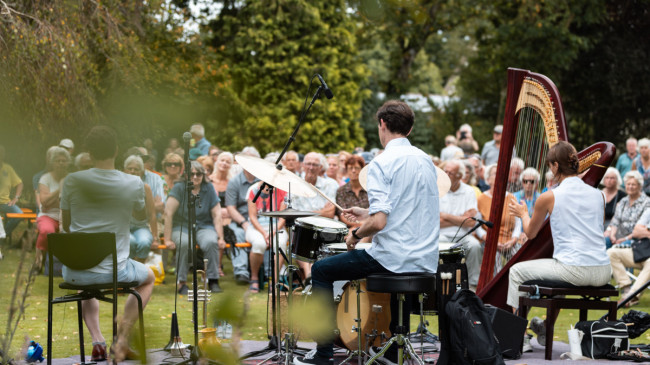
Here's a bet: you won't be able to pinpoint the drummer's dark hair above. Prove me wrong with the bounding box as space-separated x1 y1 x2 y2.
84 125 117 160
376 100 414 136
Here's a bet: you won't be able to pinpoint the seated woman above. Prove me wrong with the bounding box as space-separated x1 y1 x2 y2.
608 209 650 307
604 170 649 249
36 146 71 268
477 164 521 274
513 168 541 218
600 167 626 229
210 151 234 277
336 154 368 229
124 155 159 262
507 141 611 334
162 153 184 197
246 181 288 293
163 161 226 294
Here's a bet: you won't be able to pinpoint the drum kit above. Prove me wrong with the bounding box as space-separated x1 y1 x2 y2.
236 154 462 365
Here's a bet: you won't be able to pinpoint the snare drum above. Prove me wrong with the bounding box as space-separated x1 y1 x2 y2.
292 217 348 262
319 242 371 259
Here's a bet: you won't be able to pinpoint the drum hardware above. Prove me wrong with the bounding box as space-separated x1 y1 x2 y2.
338 280 368 365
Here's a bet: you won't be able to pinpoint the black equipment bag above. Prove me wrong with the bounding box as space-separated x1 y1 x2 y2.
631 237 650 263
575 320 629 359
445 289 505 365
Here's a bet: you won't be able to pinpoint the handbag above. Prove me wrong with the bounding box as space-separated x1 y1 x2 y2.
631 237 650 263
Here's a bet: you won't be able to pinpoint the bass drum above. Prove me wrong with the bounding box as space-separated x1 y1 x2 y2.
333 280 391 351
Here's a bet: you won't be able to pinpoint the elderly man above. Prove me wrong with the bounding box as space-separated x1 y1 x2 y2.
467 154 489 192
507 157 525 193
441 135 463 161
282 150 301 174
440 159 482 291
608 209 650 307
481 125 503 166
325 154 341 184
225 146 261 285
616 137 638 185
293 152 338 218
189 123 212 159
0 145 24 240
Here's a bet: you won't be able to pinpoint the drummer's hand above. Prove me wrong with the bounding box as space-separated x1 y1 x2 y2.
343 207 369 223
345 233 359 251
507 200 527 218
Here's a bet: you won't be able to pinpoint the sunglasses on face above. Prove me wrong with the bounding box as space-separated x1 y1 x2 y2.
522 179 536 184
165 162 181 168
191 172 203 177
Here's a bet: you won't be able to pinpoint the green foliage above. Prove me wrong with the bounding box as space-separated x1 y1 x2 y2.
0 0 228 179
208 0 368 155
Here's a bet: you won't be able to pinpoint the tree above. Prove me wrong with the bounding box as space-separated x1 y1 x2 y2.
207 0 368 154
0 0 229 182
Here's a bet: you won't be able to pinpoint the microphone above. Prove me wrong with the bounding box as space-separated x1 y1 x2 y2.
183 132 192 143
316 74 334 99
471 217 494 228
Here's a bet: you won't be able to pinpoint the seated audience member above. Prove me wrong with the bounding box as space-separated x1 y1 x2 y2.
35 146 71 268
513 168 541 218
59 138 75 155
608 209 650 307
461 159 481 198
74 152 94 171
507 157 525 193
441 135 463 161
33 147 59 214
631 137 650 195
60 126 154 361
164 138 183 157
337 150 351 183
0 145 24 239
162 153 184 197
197 155 214 179
246 180 288 293
226 147 263 284
477 164 522 273
210 151 234 276
600 167 626 229
604 171 649 249
326 154 343 186
467 154 489 192
336 155 369 229
124 156 159 262
282 150 300 174
507 141 611 329
142 154 159 175
208 146 221 163
542 170 554 192
143 138 158 167
189 123 212 159
616 137 637 186
439 159 482 291
164 161 226 294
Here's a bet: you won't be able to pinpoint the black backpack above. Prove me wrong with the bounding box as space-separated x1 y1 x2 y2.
445 289 505 365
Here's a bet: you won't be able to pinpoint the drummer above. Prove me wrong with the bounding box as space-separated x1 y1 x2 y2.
291 152 338 279
295 100 440 365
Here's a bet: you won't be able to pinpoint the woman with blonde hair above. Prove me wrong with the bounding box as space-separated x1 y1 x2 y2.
161 153 184 197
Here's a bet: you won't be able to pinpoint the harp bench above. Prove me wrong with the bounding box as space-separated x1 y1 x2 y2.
517 280 618 360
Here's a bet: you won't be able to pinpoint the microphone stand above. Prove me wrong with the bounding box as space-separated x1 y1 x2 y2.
451 222 484 249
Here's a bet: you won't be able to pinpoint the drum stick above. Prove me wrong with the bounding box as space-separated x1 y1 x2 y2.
310 183 345 211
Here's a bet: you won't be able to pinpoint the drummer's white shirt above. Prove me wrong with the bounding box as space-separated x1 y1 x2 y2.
366 138 440 274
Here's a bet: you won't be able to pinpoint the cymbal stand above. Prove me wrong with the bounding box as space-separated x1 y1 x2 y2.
338 280 368 365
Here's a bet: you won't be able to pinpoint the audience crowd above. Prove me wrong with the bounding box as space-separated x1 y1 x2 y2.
2 122 650 309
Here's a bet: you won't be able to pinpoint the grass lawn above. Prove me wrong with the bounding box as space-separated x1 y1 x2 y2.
1 243 650 361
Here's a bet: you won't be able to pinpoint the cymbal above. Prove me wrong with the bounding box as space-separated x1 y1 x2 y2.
259 208 318 218
235 155 316 198
359 164 451 198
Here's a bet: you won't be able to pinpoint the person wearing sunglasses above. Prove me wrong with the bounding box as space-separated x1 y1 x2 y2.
163 161 226 294
513 168 541 218
162 153 184 197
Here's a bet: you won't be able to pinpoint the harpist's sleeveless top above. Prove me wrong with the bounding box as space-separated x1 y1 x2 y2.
550 176 609 266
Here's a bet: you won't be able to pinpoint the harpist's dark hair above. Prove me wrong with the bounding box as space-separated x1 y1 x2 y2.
546 141 579 176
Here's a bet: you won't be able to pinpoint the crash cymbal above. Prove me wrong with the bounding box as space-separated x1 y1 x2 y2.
235 154 316 198
259 208 318 218
359 164 451 198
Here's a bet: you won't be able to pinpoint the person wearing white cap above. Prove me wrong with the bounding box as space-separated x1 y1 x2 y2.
59 138 75 155
481 125 502 166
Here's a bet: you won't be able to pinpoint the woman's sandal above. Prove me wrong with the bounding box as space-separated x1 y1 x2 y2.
249 280 260 294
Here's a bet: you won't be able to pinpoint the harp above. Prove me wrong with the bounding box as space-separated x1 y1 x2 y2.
476 68 616 309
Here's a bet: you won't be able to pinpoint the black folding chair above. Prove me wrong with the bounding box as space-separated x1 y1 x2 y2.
46 232 146 364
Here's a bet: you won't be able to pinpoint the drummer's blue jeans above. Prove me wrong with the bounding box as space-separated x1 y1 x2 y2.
311 249 411 359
